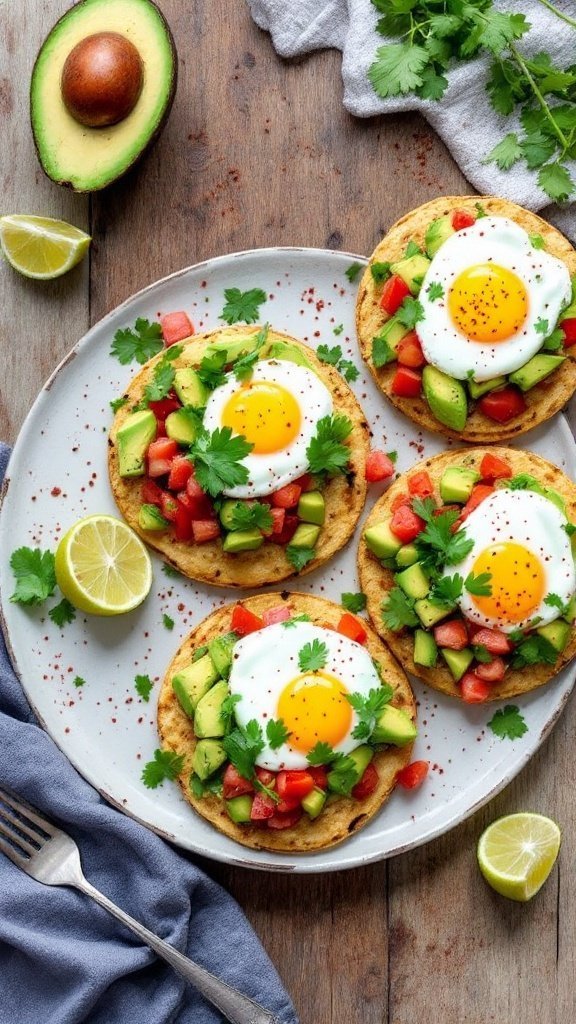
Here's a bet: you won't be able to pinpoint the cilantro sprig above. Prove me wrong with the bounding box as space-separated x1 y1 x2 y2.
48 598 76 627
222 719 265 781
306 414 352 476
488 705 528 741
10 548 56 606
220 287 267 325
232 324 269 381
298 639 328 672
306 742 358 794
341 592 367 614
141 749 185 789
142 345 183 404
228 501 273 533
412 499 474 571
316 344 359 383
266 718 291 750
189 427 253 497
382 587 418 632
110 318 163 365
347 686 394 741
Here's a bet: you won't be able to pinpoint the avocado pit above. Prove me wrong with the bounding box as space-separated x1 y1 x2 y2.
61 31 144 127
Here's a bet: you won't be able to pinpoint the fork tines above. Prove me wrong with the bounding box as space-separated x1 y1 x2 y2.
0 786 54 862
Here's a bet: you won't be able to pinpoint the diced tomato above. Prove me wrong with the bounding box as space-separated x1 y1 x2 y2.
478 387 526 423
352 762 379 800
480 453 512 482
223 764 254 800
148 396 181 420
397 331 426 369
270 507 286 535
231 604 264 635
408 470 433 498
161 311 194 346
255 767 276 788
307 766 329 790
276 770 315 802
391 366 422 398
294 472 312 492
174 500 194 542
391 491 410 513
337 612 367 645
147 437 179 479
451 209 476 231
142 479 164 506
250 792 276 821
192 519 220 543
379 274 411 315
185 477 215 519
168 455 193 491
365 450 395 483
396 760 429 790
476 657 506 682
148 458 172 478
262 605 291 626
561 317 576 347
460 483 494 521
460 672 490 703
276 796 302 813
269 513 299 545
271 483 302 509
155 419 167 437
390 504 426 543
434 619 469 650
267 807 302 830
472 628 512 655
160 492 179 522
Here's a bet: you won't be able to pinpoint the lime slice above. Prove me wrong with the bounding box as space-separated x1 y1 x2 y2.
0 214 90 279
55 515 152 616
477 812 561 902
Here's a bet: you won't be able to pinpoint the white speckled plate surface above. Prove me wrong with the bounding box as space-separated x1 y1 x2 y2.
1 247 575 873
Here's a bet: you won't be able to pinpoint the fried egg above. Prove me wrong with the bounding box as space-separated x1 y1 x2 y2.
418 217 571 382
449 489 575 633
202 359 332 499
228 621 382 770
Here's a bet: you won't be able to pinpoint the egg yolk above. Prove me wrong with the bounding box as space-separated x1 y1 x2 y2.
448 263 528 343
470 542 545 624
277 671 352 753
222 380 301 455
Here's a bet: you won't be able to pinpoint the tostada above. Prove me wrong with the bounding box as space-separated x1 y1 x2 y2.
108 324 369 587
358 447 576 702
356 196 576 442
157 593 417 853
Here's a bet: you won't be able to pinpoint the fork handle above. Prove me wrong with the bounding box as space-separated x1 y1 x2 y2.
75 878 281 1024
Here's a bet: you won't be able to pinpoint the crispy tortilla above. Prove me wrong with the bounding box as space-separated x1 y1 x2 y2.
358 447 576 701
108 326 369 587
356 195 576 442
157 592 416 853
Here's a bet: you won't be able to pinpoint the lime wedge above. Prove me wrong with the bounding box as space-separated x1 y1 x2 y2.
477 812 561 902
55 515 152 616
0 214 90 279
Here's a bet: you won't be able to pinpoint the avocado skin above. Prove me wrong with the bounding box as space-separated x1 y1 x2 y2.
30 0 178 192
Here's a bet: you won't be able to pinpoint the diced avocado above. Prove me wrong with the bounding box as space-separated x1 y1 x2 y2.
441 647 474 681
375 314 410 354
290 523 321 549
468 376 507 399
116 409 156 478
396 562 430 600
226 795 253 824
219 500 242 532
194 680 231 739
205 333 260 362
415 598 452 629
301 787 327 819
371 704 417 746
395 543 419 568
165 408 198 445
536 620 571 654
509 354 565 392
222 529 264 553
297 491 325 526
425 215 455 258
192 739 227 781
208 631 238 679
413 628 438 668
327 744 373 794
440 466 480 504
423 365 468 432
173 366 208 408
171 654 219 719
266 340 315 371
563 595 576 625
381 557 397 570
390 253 432 295
364 520 402 559
138 503 170 531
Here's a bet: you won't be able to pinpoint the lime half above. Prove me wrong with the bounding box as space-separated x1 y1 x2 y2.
477 812 561 902
0 214 90 279
55 515 152 616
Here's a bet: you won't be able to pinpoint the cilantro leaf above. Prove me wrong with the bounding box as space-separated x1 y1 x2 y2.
298 639 328 672
465 571 492 597
143 356 177 404
220 287 267 325
266 718 291 750
529 234 546 250
544 593 569 615
163 613 174 631
417 66 449 101
189 427 252 497
282 614 312 627
197 349 227 391
324 753 361 795
317 344 342 366
110 318 163 365
472 644 492 664
371 262 391 285
232 324 269 381
141 749 184 788
369 42 429 98
345 262 363 283
506 473 539 491
535 317 549 336
190 772 224 798
396 296 425 330
426 281 444 301
135 674 154 702
428 574 463 608
404 241 423 258
415 512 474 570
338 359 360 382
10 547 56 606
73 676 86 688
511 634 558 669
475 202 487 218
307 741 337 766
110 396 128 413
538 162 574 204
286 546 316 572
306 414 352 476
341 592 367 614
347 686 394 741
228 501 273 533
221 692 242 726
541 328 564 352
222 719 265 780
333 324 344 336
382 587 418 632
485 133 522 171
372 333 395 368
162 562 182 578
488 705 528 741
48 598 76 627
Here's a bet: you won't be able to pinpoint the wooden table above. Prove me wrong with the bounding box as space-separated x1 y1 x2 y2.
2 4 575 1022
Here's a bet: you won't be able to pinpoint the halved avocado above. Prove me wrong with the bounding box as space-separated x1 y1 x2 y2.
30 0 177 192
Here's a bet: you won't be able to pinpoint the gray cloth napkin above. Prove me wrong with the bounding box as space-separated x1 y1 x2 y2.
0 445 297 1024
247 0 576 241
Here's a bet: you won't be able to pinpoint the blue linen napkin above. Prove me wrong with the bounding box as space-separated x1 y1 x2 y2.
0 444 298 1024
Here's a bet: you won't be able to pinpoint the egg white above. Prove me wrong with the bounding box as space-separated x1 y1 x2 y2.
202 359 333 499
449 489 575 633
418 217 572 382
228 621 382 771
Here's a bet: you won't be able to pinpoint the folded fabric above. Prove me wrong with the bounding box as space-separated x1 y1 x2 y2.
0 444 297 1024
247 0 576 242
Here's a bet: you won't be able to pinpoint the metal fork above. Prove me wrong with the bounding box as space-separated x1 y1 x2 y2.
0 786 280 1024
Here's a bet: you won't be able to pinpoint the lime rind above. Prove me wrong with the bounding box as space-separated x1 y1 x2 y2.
0 214 91 280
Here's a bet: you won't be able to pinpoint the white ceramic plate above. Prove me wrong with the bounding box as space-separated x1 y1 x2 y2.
1 247 575 874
